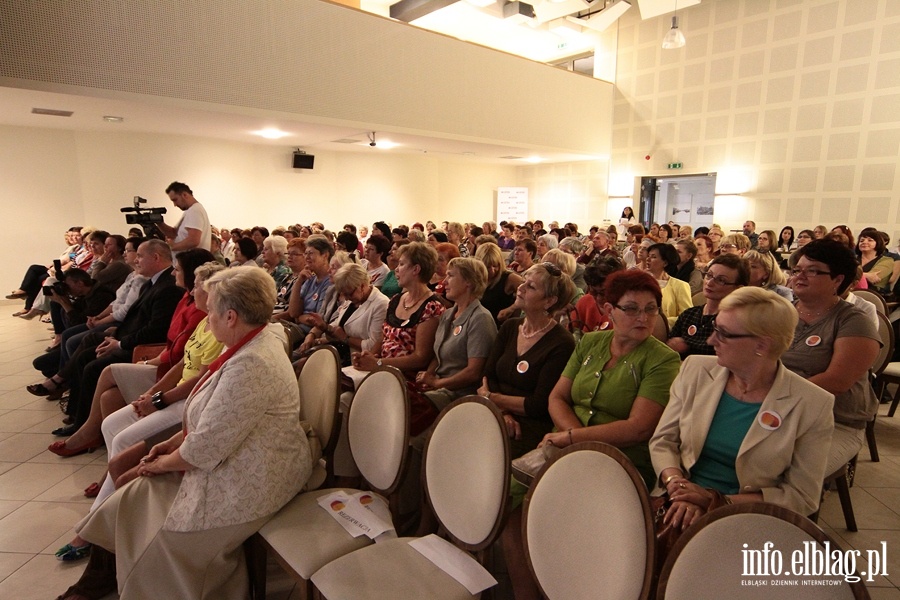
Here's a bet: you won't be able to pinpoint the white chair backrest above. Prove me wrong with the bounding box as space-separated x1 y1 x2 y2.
523 443 654 600
659 503 862 599
348 367 409 494
297 346 340 449
854 289 887 316
873 311 895 377
424 397 509 551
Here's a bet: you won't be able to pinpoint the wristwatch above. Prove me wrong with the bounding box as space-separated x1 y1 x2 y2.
376 359 383 367
150 391 167 411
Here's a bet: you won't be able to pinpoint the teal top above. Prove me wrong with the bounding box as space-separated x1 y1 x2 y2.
380 270 402 299
562 331 681 487
690 391 761 494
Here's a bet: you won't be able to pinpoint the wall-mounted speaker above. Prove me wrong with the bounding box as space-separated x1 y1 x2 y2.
292 152 315 169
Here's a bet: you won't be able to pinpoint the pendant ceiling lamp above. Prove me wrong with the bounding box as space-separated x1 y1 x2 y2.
661 1 685 49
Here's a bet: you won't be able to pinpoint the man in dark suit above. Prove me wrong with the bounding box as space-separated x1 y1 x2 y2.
54 239 183 435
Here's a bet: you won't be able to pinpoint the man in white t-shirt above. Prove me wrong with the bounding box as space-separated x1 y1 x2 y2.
157 181 211 252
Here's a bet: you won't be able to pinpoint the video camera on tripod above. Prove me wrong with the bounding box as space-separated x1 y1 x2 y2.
121 196 167 238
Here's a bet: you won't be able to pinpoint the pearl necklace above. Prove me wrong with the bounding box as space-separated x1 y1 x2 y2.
521 318 555 339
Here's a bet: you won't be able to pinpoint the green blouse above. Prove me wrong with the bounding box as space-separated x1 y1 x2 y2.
562 331 681 487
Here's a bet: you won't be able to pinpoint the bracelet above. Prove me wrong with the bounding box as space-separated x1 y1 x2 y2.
663 474 682 485
567 428 573 445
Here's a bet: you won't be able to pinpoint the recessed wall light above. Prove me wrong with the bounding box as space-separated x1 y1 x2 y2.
102 115 124 123
253 128 291 139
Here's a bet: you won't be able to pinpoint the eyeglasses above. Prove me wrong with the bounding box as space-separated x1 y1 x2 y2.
288 251 304 257
614 304 659 317
703 272 736 286
711 324 757 341
790 267 832 278
720 243 738 251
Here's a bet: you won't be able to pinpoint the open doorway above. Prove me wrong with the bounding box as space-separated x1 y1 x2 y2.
639 174 716 233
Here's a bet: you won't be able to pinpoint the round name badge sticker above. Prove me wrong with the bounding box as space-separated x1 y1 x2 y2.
600 321 610 330
805 335 822 347
516 360 530 374
312 293 319 301
687 325 698 336
758 410 782 431
453 325 462 336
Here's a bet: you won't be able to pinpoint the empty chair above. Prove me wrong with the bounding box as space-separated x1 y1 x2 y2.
312 396 509 600
253 366 410 599
523 442 655 600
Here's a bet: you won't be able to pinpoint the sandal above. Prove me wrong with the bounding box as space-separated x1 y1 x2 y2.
55 543 91 561
6 290 26 300
12 309 28 317
27 377 62 397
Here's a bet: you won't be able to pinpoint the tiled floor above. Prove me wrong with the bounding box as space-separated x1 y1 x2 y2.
1 299 899 598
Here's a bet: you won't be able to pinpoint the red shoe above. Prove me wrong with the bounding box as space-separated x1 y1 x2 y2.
48 438 104 458
84 482 101 498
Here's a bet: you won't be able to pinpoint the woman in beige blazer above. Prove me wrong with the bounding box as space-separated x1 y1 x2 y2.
57 267 311 600
650 287 834 531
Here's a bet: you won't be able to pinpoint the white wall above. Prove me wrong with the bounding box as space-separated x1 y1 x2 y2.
0 125 518 292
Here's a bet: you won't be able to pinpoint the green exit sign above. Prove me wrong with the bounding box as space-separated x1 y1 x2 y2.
668 162 683 169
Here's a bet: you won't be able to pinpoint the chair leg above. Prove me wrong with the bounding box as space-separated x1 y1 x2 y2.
834 472 858 532
244 533 268 600
890 386 900 417
866 417 879 462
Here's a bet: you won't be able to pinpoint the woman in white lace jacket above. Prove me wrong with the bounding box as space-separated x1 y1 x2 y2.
58 267 311 600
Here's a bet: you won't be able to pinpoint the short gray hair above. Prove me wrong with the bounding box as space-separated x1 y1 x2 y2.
204 267 276 326
194 261 225 284
264 235 288 255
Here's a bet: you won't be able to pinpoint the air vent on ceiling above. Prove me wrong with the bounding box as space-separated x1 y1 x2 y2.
332 138 363 144
31 108 74 117
501 155 524 160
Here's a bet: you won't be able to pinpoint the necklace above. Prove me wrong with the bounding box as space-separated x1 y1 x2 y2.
797 297 838 319
521 318 554 339
402 290 427 310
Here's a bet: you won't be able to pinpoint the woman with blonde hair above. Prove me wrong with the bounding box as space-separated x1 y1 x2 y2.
744 250 792 301
475 242 522 323
651 287 834 531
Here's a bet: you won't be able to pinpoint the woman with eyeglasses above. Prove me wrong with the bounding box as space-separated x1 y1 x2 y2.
667 254 749 358
707 226 724 256
538 269 681 488
650 287 834 532
782 239 880 478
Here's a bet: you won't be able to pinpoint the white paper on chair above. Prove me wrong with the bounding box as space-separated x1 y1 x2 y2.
317 491 395 539
409 534 498 595
340 365 369 391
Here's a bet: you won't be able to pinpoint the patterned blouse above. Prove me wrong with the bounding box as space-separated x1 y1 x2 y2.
380 293 445 365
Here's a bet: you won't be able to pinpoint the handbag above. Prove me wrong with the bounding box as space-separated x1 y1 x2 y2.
651 488 729 576
510 443 562 488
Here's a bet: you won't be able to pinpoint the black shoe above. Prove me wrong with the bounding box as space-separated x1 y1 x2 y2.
52 424 77 437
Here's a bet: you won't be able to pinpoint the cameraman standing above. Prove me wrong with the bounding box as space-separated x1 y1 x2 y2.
156 181 211 252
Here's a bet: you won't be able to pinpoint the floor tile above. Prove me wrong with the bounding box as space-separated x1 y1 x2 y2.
0 433 62 463
0 552 32 581
0 502 89 553
0 554 89 598
0 462 84 501
34 464 107 503
0 409 59 433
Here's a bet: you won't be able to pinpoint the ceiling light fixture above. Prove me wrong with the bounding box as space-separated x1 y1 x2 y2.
661 1 685 49
253 127 290 139
567 0 631 33
102 115 124 123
